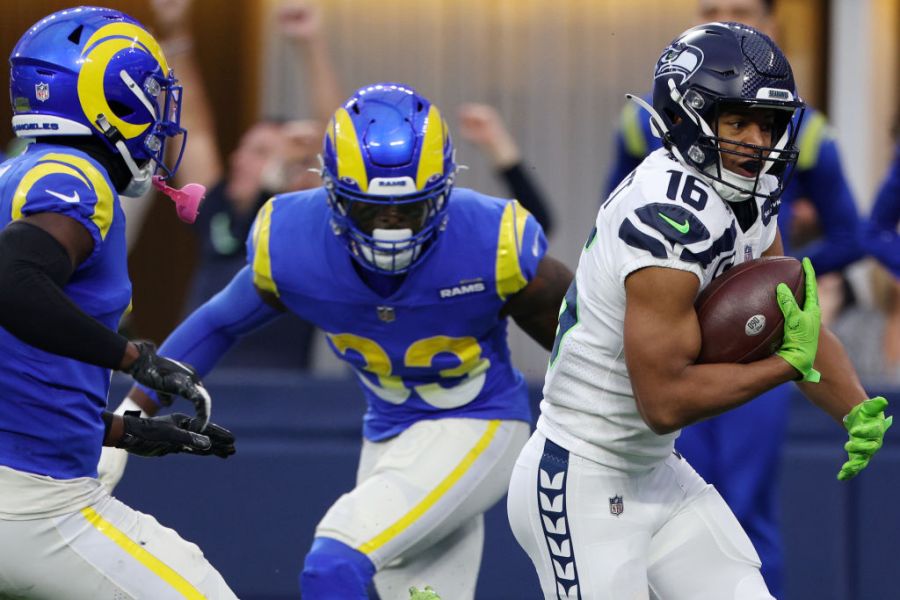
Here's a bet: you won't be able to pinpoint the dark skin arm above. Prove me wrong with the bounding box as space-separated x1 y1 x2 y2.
20 212 141 442
21 212 141 369
762 230 867 422
500 255 573 351
624 265 797 434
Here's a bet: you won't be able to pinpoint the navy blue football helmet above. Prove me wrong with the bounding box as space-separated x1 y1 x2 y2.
321 83 456 274
631 22 805 202
10 7 185 195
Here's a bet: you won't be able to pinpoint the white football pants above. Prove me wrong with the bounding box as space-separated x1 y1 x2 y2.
315 417 530 600
0 489 236 600
508 431 774 600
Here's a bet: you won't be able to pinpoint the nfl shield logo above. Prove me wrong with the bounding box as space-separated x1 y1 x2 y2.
376 306 395 323
609 495 624 516
35 82 50 102
743 245 753 263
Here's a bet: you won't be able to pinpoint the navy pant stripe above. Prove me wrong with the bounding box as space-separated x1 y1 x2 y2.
537 439 581 600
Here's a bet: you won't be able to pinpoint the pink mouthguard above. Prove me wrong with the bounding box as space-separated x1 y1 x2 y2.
151 175 205 224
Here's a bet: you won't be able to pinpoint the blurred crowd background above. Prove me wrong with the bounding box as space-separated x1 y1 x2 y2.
1 2 898 598
1 0 897 386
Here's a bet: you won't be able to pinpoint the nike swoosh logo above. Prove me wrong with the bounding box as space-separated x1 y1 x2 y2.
658 212 689 234
46 189 80 203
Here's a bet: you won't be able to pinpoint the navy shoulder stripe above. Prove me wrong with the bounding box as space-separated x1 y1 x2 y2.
618 218 667 259
680 223 738 268
635 203 710 246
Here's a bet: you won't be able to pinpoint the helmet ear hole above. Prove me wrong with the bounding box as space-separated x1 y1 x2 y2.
67 25 84 44
108 100 135 118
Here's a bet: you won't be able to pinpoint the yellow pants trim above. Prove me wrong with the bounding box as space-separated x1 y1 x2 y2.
80 507 206 600
357 419 501 555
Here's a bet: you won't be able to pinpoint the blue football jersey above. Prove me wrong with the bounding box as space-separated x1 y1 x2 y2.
0 144 131 479
247 187 547 440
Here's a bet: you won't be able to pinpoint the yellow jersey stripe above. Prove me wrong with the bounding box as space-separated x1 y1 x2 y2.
333 108 369 192
357 420 501 555
41 153 116 239
252 198 279 297
416 106 446 189
495 200 531 300
797 111 827 171
80 507 205 600
11 163 89 221
621 102 648 158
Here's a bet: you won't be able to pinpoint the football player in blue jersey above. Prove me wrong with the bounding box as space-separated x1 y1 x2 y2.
101 83 573 599
0 7 237 599
602 2 864 595
865 138 900 277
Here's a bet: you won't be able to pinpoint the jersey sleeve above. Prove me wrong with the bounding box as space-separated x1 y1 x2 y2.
613 179 733 286
865 144 900 276
11 152 115 266
245 196 280 297
495 199 548 300
791 112 863 272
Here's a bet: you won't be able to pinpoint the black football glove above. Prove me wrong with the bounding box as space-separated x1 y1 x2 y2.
117 411 236 458
125 341 211 430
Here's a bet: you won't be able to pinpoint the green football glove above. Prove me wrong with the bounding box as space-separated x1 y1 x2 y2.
409 586 441 600
837 396 893 481
775 257 821 383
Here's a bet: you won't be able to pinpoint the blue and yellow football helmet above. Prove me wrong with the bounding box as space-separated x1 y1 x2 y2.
10 6 185 194
322 83 456 274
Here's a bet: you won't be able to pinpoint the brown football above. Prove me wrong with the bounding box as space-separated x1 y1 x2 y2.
695 256 805 364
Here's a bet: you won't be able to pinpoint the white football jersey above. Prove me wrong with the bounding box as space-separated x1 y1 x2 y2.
538 148 781 471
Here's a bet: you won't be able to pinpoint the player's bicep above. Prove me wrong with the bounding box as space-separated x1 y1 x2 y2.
624 267 701 419
501 255 573 350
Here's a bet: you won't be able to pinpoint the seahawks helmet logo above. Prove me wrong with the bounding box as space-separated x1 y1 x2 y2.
654 44 704 83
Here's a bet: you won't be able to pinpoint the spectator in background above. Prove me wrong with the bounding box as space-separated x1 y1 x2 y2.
601 1 864 595
151 0 343 368
865 139 900 278
457 103 554 235
821 266 900 384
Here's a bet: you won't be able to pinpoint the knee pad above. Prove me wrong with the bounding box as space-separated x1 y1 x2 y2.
300 537 375 600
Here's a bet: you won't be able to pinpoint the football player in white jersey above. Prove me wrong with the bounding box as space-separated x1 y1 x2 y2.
507 22 892 599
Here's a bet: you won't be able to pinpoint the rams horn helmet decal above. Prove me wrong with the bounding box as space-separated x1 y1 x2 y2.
10 7 187 189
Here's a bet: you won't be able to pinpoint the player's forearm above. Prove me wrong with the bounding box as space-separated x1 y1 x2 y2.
798 327 867 423
296 37 343 126
634 355 797 434
160 35 223 188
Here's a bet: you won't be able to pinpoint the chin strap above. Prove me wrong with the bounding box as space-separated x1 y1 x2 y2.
151 176 205 224
96 114 153 184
